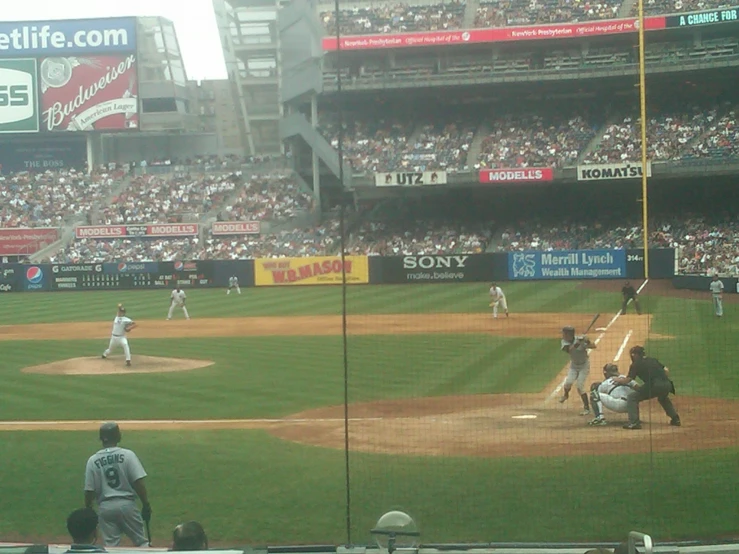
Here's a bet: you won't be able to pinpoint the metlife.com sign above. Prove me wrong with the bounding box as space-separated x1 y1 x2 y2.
508 250 626 280
0 18 136 56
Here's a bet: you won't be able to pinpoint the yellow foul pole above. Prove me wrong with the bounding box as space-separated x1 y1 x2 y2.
637 0 650 278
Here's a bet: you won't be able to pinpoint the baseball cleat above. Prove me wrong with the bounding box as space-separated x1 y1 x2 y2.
589 418 607 426
126 361 131 367
558 395 568 404
580 408 590 416
670 417 682 427
101 355 106 359
623 422 642 430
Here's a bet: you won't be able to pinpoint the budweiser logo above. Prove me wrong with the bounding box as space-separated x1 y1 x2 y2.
42 54 136 132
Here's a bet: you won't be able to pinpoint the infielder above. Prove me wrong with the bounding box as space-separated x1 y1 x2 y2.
84 422 151 547
102 305 136 367
710 274 724 317
227 275 241 295
488 282 508 318
588 363 632 426
167 286 190 320
559 326 596 415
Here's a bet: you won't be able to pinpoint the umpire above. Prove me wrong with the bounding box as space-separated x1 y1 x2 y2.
614 345 681 429
620 281 642 315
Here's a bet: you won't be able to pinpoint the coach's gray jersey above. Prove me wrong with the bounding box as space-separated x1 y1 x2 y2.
562 339 590 368
85 447 147 505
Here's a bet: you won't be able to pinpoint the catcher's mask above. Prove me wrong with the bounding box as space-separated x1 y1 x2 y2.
603 363 619 377
630 345 646 358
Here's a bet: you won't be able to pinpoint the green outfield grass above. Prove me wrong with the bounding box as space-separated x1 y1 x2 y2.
1 282 738 545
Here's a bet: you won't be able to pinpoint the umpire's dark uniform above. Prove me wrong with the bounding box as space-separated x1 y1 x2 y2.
621 282 642 314
624 346 680 428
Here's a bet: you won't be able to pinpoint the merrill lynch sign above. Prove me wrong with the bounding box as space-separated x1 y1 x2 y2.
577 162 651 181
508 250 626 280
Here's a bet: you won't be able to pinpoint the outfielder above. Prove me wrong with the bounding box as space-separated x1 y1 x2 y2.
227 275 241 295
84 422 151 547
559 326 596 415
167 286 190 320
588 363 632 426
102 305 136 367
489 282 508 318
710 274 724 317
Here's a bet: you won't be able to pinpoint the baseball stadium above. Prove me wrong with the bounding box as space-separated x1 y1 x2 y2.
0 1 738 554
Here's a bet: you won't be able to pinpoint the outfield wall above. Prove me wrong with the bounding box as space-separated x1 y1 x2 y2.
0 249 676 292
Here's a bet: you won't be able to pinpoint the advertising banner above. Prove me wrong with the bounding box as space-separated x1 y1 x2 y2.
0 135 86 171
479 167 554 183
41 54 138 132
211 221 261 236
577 162 652 181
508 250 626 280
21 264 50 291
374 171 447 187
666 7 739 27
103 262 160 274
75 224 199 239
322 16 666 51
254 256 369 286
0 59 39 133
0 18 136 57
0 228 58 255
372 254 497 284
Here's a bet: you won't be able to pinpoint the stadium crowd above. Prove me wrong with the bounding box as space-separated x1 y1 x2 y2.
216 173 314 221
320 0 735 36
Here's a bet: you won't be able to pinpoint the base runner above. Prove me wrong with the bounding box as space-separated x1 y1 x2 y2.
102 305 136 367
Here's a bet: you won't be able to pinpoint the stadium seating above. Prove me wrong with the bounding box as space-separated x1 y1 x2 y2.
216 173 314 222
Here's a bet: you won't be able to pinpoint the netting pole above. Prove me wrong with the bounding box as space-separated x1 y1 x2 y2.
637 0 650 279
333 0 353 544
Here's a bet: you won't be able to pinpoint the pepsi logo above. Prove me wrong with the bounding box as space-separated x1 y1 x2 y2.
118 263 127 271
26 266 44 284
174 261 184 271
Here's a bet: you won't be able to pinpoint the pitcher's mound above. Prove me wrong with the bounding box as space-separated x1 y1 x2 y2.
22 356 214 375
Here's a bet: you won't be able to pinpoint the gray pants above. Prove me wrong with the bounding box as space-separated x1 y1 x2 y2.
713 295 723 317
626 380 678 424
98 498 148 547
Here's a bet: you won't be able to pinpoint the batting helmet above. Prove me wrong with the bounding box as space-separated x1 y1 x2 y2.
99 422 121 444
630 345 646 358
603 363 619 377
562 326 575 335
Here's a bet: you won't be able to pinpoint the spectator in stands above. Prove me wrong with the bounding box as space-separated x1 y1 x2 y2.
65 508 106 553
322 2 465 36
172 521 208 551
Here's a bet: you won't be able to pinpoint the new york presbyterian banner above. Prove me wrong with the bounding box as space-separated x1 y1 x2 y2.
508 250 626 280
375 171 447 187
254 256 369 286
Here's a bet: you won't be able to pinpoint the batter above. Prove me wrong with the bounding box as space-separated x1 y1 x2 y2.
559 326 596 415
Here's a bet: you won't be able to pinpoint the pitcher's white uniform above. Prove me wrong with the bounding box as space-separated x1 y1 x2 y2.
710 278 724 317
84 446 148 546
167 288 190 320
103 316 133 362
489 285 508 318
227 275 241 295
591 376 631 419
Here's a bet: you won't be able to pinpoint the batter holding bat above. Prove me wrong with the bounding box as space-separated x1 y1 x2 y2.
559 316 599 415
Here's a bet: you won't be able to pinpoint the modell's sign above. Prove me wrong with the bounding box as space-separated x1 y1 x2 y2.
577 162 652 181
479 167 554 183
40 54 139 132
211 221 261 236
375 171 447 187
75 224 199 239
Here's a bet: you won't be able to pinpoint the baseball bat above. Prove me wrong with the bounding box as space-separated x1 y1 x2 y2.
146 520 152 546
583 313 601 335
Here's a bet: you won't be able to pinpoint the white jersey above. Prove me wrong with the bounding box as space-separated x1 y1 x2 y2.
710 280 724 296
84 446 147 505
111 316 133 337
489 286 505 301
597 376 631 400
171 289 187 305
229 276 238 287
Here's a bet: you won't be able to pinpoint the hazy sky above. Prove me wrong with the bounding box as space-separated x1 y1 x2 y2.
4 0 228 81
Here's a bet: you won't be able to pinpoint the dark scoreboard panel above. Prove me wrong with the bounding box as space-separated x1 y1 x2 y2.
49 262 215 290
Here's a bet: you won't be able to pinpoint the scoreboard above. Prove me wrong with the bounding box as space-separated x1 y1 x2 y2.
49 262 215 290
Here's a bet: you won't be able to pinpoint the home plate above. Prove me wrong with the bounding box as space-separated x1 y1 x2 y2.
512 415 538 419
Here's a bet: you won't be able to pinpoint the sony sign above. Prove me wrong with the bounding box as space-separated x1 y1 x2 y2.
403 255 469 269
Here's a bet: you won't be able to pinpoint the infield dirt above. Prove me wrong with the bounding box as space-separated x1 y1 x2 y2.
3 311 734 459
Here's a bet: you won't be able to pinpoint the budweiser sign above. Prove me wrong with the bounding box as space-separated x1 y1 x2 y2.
479 167 554 183
212 221 261 236
75 224 199 239
41 54 139 132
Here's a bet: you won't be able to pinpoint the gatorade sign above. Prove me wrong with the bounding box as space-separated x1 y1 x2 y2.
0 59 39 133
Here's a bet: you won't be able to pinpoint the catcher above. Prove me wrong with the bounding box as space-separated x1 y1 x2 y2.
102 304 137 367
